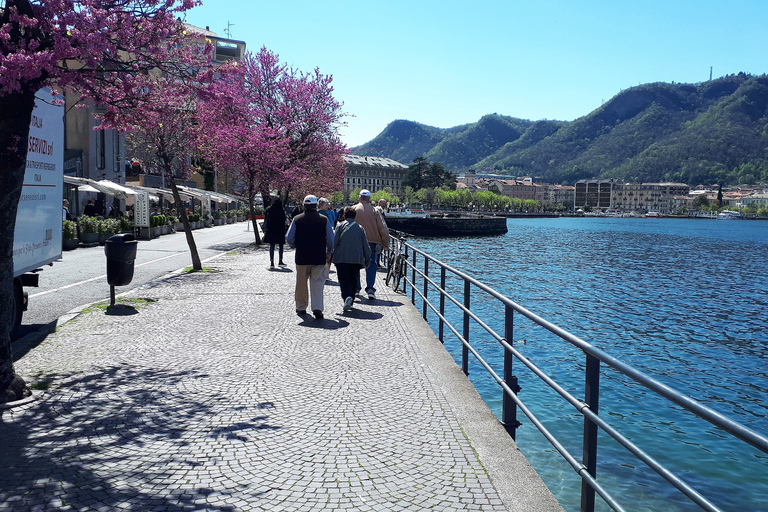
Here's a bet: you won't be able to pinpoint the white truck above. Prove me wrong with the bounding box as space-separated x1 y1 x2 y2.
12 88 65 335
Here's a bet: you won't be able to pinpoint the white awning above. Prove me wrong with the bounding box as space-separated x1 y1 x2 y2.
63 176 138 200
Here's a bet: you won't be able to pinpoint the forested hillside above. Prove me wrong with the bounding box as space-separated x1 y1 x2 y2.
353 74 768 186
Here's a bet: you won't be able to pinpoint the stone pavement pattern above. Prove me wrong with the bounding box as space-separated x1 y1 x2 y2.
1 245 563 511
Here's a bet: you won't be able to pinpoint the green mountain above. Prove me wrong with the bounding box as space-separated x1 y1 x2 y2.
353 74 768 186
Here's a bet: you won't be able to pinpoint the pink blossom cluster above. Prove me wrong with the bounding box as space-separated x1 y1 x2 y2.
0 0 197 96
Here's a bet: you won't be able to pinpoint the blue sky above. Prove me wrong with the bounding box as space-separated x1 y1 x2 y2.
185 1 768 148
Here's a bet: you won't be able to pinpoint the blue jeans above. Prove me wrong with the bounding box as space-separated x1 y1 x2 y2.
364 242 378 293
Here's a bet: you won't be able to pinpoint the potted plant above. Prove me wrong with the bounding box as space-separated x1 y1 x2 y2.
77 215 99 244
62 220 79 250
97 218 120 245
226 210 235 224
213 210 225 226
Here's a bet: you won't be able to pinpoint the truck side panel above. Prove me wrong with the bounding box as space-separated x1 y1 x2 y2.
13 88 64 277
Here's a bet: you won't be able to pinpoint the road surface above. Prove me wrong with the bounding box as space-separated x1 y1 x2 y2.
14 222 258 340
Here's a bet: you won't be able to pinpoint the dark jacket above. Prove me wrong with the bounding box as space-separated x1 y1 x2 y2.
286 209 334 265
263 203 288 244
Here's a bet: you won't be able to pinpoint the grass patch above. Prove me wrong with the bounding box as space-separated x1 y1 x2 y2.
30 381 52 391
81 298 157 315
182 266 217 273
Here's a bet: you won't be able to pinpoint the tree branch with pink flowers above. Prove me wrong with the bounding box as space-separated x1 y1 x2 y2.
200 48 348 244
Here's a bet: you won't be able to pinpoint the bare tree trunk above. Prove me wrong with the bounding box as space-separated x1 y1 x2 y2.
0 90 36 402
168 176 202 271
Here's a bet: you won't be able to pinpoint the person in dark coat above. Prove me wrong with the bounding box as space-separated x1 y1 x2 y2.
286 195 334 319
263 198 288 268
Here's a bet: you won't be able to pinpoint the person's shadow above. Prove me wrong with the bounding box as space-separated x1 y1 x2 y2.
298 316 350 329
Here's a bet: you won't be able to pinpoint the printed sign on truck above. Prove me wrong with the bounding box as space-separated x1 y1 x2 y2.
13 88 65 276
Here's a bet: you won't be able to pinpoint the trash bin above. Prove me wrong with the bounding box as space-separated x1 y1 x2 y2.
104 233 138 286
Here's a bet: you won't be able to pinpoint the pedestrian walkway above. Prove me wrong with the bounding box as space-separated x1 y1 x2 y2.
2 245 563 512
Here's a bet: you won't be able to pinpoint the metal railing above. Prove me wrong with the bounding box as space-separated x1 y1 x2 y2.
384 234 768 512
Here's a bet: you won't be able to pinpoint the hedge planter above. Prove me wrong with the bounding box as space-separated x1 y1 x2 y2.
79 232 98 244
214 218 224 226
62 239 79 251
174 222 184 231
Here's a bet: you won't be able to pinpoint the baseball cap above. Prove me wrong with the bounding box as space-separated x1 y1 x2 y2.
359 189 371 198
303 195 318 205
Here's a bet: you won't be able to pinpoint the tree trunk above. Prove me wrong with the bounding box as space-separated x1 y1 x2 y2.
0 90 37 403
167 177 202 271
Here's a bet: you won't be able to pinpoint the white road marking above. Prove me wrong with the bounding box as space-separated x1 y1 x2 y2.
28 232 252 299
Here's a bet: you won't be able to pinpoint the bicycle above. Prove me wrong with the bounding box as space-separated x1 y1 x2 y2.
385 237 409 293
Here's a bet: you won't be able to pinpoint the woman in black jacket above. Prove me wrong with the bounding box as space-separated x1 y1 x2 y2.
264 198 288 268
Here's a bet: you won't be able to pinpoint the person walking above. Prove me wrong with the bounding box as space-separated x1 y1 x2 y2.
332 207 371 311
83 199 96 216
263 198 289 269
318 197 338 282
353 189 389 300
375 198 388 217
286 195 334 320
62 199 72 221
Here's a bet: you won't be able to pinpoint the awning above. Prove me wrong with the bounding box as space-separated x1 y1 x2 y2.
91 180 137 200
63 176 138 200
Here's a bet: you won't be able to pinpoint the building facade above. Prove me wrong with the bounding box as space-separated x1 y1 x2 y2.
574 179 616 209
612 182 689 214
343 155 409 196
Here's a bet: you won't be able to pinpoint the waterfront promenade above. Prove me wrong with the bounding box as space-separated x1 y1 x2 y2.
1 245 563 512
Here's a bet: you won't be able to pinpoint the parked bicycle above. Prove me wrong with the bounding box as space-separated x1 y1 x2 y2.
385 236 409 293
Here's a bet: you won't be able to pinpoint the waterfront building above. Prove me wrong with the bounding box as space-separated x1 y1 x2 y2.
741 192 768 209
574 179 616 209
548 184 576 210
612 182 689 214
487 179 536 201
343 155 409 196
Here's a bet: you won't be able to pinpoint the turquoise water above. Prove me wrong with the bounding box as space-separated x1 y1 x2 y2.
411 217 768 512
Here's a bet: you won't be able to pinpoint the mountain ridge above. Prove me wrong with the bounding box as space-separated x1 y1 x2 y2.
352 74 768 186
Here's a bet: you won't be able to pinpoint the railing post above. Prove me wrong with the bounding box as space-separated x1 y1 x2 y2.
422 258 429 320
462 279 470 375
502 304 521 440
411 249 417 304
438 267 446 343
581 353 600 512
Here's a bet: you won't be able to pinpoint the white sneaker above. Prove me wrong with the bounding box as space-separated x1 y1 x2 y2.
343 297 353 311
367 291 375 300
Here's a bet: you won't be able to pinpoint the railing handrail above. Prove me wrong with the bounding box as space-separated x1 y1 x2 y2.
388 235 768 512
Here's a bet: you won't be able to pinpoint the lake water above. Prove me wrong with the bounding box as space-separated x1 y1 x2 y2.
410 217 768 512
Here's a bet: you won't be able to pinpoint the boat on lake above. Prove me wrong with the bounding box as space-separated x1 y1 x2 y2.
717 210 742 220
645 211 662 217
386 207 429 218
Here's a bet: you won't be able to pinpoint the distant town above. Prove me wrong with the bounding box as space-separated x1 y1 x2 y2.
343 155 768 216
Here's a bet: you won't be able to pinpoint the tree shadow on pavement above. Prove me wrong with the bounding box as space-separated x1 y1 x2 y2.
0 364 278 511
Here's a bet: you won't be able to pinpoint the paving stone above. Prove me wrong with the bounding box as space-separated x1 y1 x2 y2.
2 246 562 512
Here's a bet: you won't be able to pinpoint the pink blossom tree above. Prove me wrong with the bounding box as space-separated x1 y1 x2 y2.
200 48 347 244
0 0 196 402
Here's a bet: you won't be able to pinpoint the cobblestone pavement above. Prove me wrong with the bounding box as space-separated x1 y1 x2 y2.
2 245 563 512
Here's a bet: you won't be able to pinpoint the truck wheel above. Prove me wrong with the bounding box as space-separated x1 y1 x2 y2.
11 281 24 338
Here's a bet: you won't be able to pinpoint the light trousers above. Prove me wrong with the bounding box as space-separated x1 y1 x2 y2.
295 264 326 312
